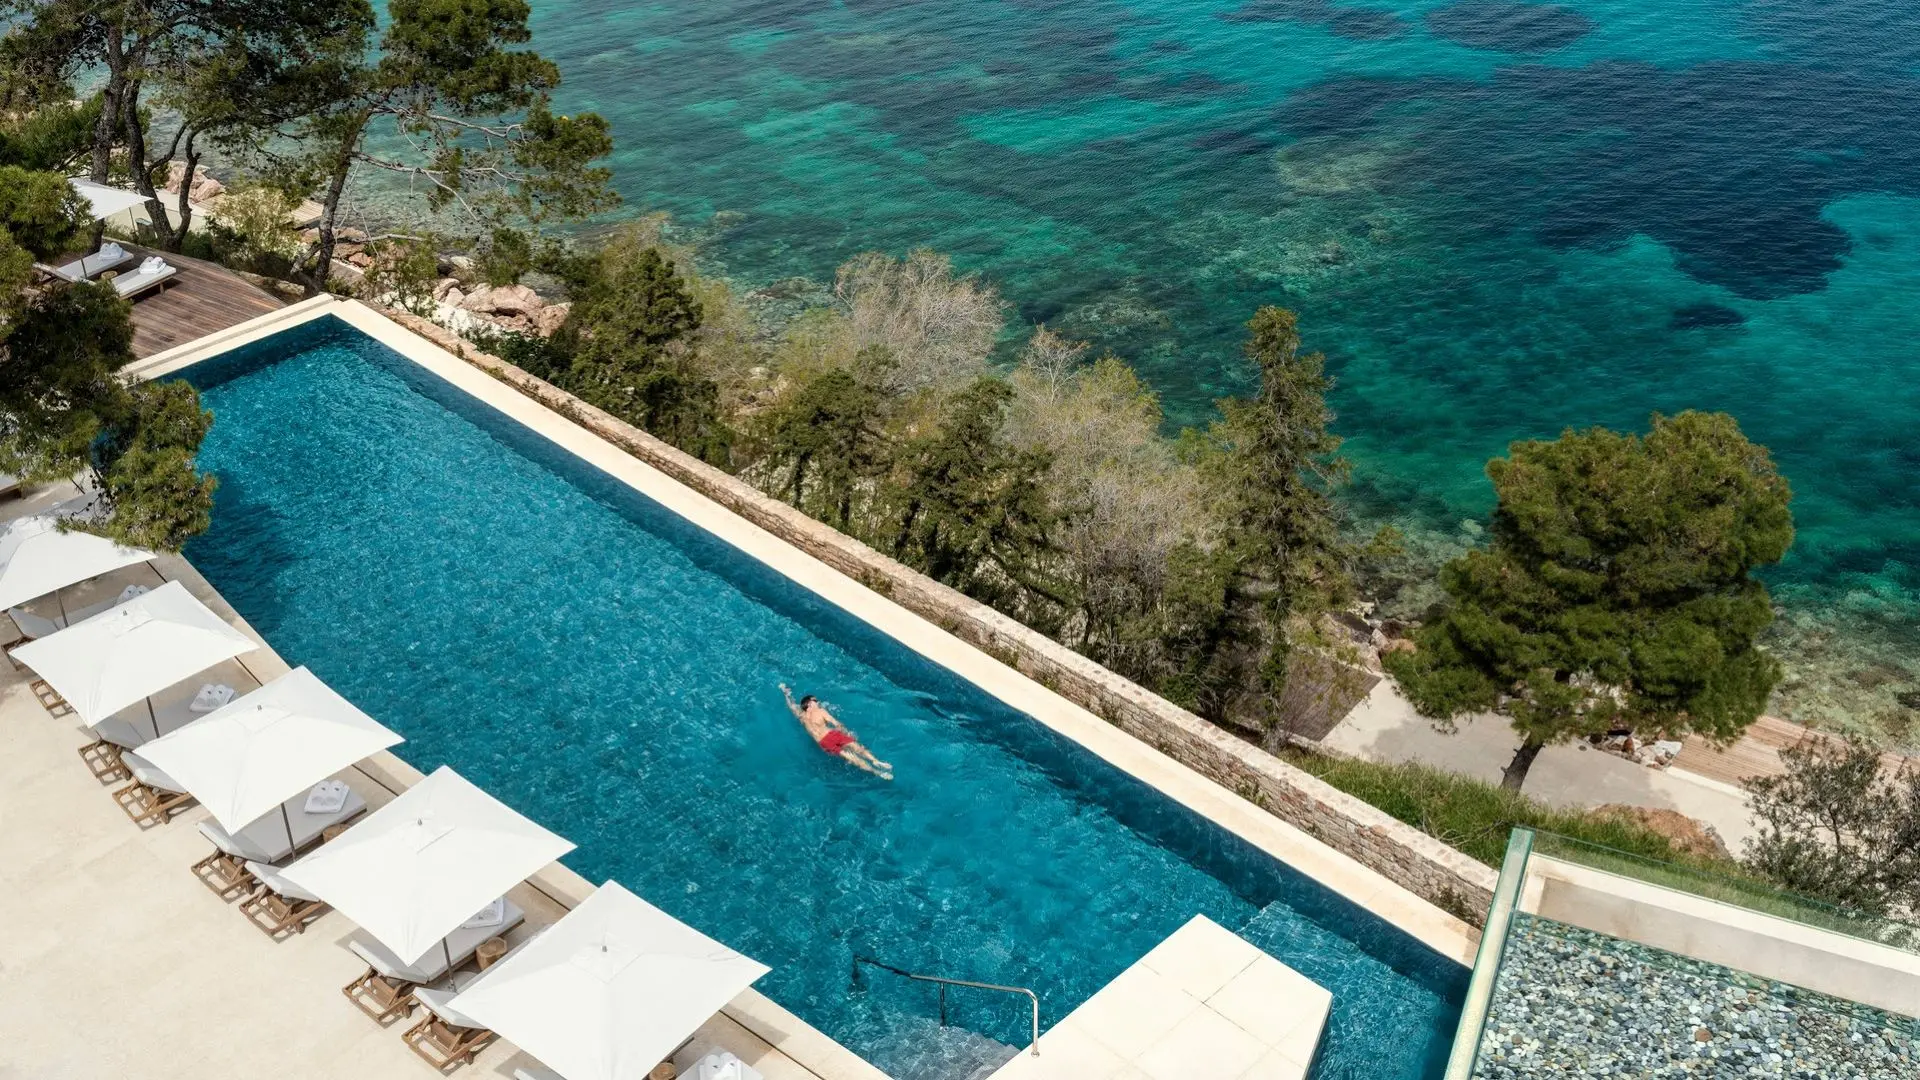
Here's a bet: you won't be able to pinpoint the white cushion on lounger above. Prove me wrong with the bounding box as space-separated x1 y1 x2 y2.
7 607 61 641
412 986 488 1030
59 597 120 626
112 263 174 298
121 752 184 793
93 711 150 752
222 786 367 861
246 861 324 904
349 899 525 984
199 820 284 865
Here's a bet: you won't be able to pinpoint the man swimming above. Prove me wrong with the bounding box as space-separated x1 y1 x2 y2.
781 684 893 780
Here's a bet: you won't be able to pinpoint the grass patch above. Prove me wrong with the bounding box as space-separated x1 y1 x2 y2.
1276 748 1700 868
1280 749 1920 950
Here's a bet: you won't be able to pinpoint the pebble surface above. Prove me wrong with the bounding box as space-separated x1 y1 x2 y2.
1474 915 1917 1079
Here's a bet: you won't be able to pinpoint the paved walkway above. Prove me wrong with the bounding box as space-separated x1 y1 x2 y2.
1323 682 1759 852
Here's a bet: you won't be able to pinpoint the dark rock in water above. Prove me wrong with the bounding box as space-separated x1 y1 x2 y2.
1220 0 1411 40
1425 1 1597 52
1191 128 1275 155
1670 302 1747 330
1330 8 1412 40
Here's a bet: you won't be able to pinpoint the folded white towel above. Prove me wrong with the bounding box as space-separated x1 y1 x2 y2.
137 256 168 275
460 898 507 929
99 242 125 260
189 683 235 713
115 583 150 604
691 1052 761 1080
303 778 350 814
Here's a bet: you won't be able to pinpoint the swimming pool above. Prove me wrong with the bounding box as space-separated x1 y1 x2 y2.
177 315 1464 1080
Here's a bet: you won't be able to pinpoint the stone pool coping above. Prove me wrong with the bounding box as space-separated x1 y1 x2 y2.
134 298 1482 974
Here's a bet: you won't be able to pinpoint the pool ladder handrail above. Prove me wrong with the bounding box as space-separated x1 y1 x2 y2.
851 954 1041 1057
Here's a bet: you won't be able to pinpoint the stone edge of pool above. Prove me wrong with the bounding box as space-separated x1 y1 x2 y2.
132 296 1482 1072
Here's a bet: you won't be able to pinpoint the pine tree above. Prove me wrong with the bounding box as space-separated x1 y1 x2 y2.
1389 411 1795 790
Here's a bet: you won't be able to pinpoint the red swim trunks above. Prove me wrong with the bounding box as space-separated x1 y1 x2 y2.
818 729 856 755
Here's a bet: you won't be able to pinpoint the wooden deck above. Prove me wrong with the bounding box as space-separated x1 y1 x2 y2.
113 245 285 358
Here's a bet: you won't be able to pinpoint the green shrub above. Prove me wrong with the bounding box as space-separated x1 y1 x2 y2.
1277 748 1704 868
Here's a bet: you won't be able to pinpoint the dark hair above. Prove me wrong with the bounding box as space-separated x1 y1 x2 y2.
800 695 818 707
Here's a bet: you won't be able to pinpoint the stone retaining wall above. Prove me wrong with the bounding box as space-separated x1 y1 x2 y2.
382 309 1500 928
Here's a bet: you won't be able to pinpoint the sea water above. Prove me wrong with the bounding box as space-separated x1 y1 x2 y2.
520 0 1920 732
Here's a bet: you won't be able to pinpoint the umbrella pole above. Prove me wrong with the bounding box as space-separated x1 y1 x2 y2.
445 936 454 977
282 801 296 855
146 698 160 742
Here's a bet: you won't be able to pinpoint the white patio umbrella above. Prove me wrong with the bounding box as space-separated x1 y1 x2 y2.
67 178 151 221
0 515 156 612
280 766 574 969
9 579 257 726
449 882 769 1080
131 666 403 850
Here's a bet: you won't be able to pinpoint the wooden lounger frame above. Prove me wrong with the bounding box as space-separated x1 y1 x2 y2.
401 1007 496 1073
238 886 329 939
191 849 258 901
112 779 196 827
344 966 422 1025
32 678 72 717
77 738 130 783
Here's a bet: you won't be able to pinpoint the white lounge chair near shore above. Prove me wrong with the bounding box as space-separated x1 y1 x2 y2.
109 259 176 299
34 243 135 283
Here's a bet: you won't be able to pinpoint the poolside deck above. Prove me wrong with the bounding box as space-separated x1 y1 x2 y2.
113 244 286 359
0 484 837 1080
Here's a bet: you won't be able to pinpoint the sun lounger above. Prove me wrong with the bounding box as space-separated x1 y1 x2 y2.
343 900 526 1023
86 680 231 779
149 687 223 739
189 786 367 898
0 474 19 499
112 752 196 827
75 704 154 783
191 821 283 900
110 262 175 299
34 245 135 283
237 861 331 938
402 986 497 1071
4 607 60 653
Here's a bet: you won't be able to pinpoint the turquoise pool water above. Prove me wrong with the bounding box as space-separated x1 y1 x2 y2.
179 317 1465 1080
510 0 1920 728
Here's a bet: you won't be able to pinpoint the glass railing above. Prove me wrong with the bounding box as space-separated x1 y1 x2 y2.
1440 827 1533 1080
1528 829 1920 954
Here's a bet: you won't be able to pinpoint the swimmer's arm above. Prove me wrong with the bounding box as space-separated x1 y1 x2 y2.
779 684 802 717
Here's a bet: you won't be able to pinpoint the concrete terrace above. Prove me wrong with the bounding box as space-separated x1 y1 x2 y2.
0 482 850 1080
